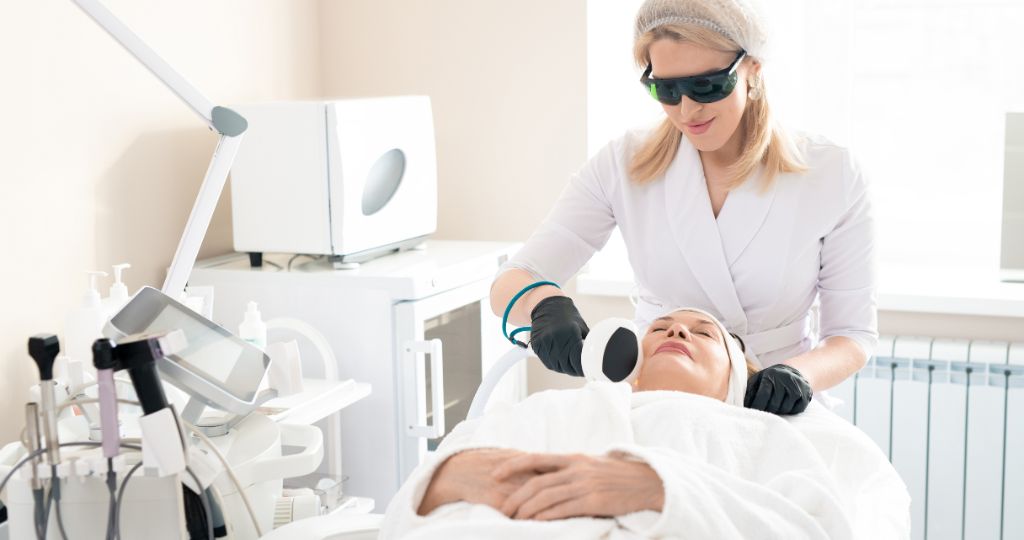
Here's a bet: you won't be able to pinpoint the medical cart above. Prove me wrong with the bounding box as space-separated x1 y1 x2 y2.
189 240 526 508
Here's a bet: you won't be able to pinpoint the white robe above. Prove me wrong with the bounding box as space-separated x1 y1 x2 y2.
380 383 910 539
503 131 878 366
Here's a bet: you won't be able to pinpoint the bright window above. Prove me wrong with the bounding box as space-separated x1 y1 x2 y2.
585 0 1024 282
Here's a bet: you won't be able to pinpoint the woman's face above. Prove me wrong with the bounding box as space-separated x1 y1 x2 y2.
634 310 731 400
647 39 755 153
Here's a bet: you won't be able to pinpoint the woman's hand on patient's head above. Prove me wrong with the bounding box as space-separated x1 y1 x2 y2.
744 364 812 415
417 449 533 516
492 453 664 521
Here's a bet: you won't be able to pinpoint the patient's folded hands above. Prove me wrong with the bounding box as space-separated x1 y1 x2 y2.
493 452 664 521
417 450 665 521
417 448 532 516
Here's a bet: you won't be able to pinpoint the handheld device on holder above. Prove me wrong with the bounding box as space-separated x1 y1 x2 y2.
27 335 62 465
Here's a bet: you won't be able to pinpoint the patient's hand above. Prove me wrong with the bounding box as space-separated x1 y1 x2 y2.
417 449 532 516
493 453 664 521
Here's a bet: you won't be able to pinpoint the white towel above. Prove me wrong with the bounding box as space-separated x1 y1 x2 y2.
381 383 909 539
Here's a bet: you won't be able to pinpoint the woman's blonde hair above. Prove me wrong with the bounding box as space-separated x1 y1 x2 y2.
746 359 759 378
629 23 806 188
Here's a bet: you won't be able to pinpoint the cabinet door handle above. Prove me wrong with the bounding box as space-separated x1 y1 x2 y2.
404 339 445 439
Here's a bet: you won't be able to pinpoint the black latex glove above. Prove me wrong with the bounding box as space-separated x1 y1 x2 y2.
744 364 813 415
529 296 589 377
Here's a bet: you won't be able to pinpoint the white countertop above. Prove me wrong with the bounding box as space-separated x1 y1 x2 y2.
193 240 520 302
873 264 1024 318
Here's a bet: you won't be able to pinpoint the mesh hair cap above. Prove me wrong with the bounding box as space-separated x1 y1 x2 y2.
634 0 769 60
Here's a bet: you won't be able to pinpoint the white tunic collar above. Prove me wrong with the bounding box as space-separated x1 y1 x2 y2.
661 137 780 336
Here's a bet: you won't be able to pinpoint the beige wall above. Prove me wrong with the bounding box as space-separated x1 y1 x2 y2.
318 0 589 242
0 0 322 442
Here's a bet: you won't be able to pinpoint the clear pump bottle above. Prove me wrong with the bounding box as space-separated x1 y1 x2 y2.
64 271 109 371
239 301 267 350
103 263 132 319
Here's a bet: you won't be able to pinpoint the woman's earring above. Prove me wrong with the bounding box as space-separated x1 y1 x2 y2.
747 78 762 101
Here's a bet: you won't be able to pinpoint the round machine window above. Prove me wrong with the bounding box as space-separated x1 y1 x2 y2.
362 148 406 216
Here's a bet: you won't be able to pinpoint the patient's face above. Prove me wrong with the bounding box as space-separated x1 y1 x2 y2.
634 310 731 400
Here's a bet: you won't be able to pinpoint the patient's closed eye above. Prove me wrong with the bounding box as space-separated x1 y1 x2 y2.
694 322 719 339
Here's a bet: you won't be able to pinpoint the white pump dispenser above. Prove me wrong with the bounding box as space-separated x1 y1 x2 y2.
82 271 105 307
104 263 132 318
239 301 267 350
64 271 109 372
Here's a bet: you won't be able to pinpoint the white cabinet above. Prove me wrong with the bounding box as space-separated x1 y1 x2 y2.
189 241 525 508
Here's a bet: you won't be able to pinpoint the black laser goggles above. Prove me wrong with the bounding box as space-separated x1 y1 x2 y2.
640 50 747 105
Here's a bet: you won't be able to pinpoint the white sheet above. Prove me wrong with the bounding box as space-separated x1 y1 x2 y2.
381 383 909 539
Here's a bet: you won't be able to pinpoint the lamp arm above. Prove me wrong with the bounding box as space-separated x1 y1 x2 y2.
161 133 244 297
71 0 250 297
71 0 222 130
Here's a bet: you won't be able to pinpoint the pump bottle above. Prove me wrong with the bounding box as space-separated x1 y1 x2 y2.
239 301 267 350
103 263 132 319
64 271 108 371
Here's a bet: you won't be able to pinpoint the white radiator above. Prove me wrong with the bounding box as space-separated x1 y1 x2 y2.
829 336 1024 540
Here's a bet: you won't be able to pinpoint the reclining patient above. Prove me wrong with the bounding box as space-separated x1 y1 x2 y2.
382 308 910 539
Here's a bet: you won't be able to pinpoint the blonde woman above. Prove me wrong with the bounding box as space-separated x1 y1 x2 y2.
491 0 877 415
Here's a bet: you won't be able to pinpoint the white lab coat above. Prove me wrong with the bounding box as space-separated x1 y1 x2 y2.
504 129 878 366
